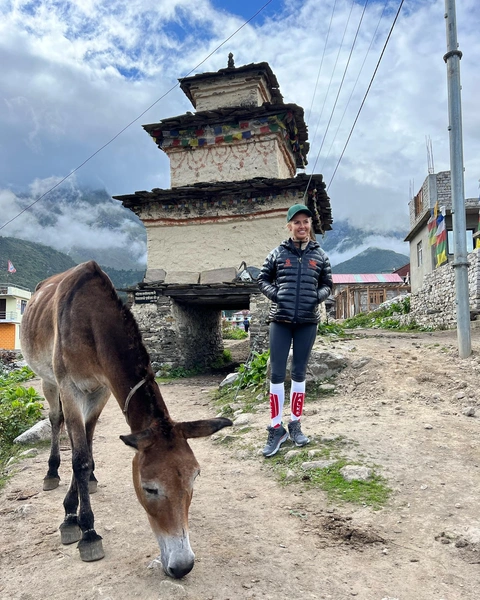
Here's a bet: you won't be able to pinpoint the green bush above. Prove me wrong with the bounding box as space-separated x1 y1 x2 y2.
210 349 233 369
222 326 248 340
0 386 43 446
235 351 269 389
317 322 345 336
0 366 36 387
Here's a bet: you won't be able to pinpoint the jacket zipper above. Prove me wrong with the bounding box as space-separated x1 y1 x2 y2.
293 250 303 323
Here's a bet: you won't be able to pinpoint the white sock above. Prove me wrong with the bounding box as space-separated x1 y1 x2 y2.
269 382 285 428
290 380 306 422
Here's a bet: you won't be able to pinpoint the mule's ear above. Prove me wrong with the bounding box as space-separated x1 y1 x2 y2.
120 427 155 450
176 417 233 439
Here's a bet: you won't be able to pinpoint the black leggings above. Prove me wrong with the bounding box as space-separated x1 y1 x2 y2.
269 322 317 384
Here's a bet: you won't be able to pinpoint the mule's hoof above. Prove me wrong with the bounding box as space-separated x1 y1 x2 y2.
59 522 82 545
88 480 98 494
78 534 104 562
43 476 60 491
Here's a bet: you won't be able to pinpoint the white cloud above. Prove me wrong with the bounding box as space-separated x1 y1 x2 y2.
0 0 479 245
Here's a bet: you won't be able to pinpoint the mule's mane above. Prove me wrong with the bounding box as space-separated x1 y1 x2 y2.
65 263 170 427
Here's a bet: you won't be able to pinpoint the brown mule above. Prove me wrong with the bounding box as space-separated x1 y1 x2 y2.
20 260 232 578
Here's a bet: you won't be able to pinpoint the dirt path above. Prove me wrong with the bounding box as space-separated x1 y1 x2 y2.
1 328 480 600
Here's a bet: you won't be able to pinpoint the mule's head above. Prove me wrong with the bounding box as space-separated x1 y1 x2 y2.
120 417 231 579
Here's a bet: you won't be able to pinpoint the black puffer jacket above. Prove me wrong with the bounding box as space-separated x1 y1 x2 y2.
257 239 333 324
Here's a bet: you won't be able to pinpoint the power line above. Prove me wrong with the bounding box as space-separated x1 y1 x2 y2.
327 0 405 190
320 0 388 172
305 0 338 127
308 0 369 178
0 0 273 232
303 0 356 199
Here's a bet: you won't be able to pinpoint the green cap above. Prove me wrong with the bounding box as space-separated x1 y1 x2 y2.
286 204 312 222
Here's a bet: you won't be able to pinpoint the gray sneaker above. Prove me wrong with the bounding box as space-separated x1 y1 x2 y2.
288 420 310 447
262 424 288 457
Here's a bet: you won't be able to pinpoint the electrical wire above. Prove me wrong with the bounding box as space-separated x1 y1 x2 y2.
305 0 338 127
308 0 369 178
327 0 405 190
302 0 355 200
320 0 388 173
0 0 273 232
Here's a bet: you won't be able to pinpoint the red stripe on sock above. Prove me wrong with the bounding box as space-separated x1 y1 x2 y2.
291 392 305 418
270 393 280 420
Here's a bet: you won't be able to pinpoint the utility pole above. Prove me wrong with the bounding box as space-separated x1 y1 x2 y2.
444 0 471 358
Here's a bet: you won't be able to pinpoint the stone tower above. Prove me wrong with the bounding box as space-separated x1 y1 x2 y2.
114 59 333 370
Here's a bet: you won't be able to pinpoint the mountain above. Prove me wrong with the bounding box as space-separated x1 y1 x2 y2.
0 236 144 292
7 183 147 271
332 247 410 274
317 219 409 268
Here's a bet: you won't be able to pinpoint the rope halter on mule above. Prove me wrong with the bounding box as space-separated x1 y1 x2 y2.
123 376 149 424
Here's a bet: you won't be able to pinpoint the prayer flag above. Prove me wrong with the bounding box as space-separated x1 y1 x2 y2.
435 213 447 267
427 215 437 246
476 209 480 250
7 260 16 273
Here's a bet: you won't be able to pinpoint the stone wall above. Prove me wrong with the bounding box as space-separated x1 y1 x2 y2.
131 296 224 371
408 248 480 328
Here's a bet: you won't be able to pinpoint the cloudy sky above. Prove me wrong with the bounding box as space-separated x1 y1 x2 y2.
1 0 479 257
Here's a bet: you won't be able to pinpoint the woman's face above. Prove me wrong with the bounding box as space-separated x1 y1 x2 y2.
288 212 311 241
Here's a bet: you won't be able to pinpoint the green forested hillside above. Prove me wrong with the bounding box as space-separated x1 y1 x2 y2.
0 236 144 292
0 236 77 290
332 247 409 274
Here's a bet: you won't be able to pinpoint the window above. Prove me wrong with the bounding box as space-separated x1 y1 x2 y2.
447 230 474 255
21 300 27 315
414 190 423 217
417 240 423 266
369 291 385 305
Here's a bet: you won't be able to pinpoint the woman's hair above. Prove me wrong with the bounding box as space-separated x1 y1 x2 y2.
286 217 316 241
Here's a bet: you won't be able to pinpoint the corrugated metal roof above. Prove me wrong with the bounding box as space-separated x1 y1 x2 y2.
332 274 404 284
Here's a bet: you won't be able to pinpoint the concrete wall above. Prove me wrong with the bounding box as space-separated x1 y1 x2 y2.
408 225 436 293
167 133 295 187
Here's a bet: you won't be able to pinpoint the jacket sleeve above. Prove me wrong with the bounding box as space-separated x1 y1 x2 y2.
257 250 278 302
317 251 333 303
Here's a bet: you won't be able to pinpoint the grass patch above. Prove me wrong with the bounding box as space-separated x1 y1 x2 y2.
266 446 390 509
212 384 265 417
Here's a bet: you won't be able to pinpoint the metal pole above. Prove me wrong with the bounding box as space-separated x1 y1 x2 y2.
444 0 471 358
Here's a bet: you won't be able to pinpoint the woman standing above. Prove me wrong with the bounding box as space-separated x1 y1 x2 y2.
257 204 333 457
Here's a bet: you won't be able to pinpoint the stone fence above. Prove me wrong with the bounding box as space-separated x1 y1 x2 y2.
407 248 480 328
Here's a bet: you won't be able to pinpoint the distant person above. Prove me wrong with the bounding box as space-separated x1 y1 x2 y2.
257 204 333 457
243 317 250 334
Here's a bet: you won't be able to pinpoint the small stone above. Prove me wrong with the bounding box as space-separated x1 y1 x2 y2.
284 450 302 461
340 465 373 482
219 373 238 388
20 448 39 458
233 414 249 426
424 424 433 429
462 406 476 417
158 579 187 597
14 419 51 444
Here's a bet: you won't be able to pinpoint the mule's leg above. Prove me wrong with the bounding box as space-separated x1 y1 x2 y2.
42 380 64 491
59 474 82 544
66 410 104 562
85 388 110 495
